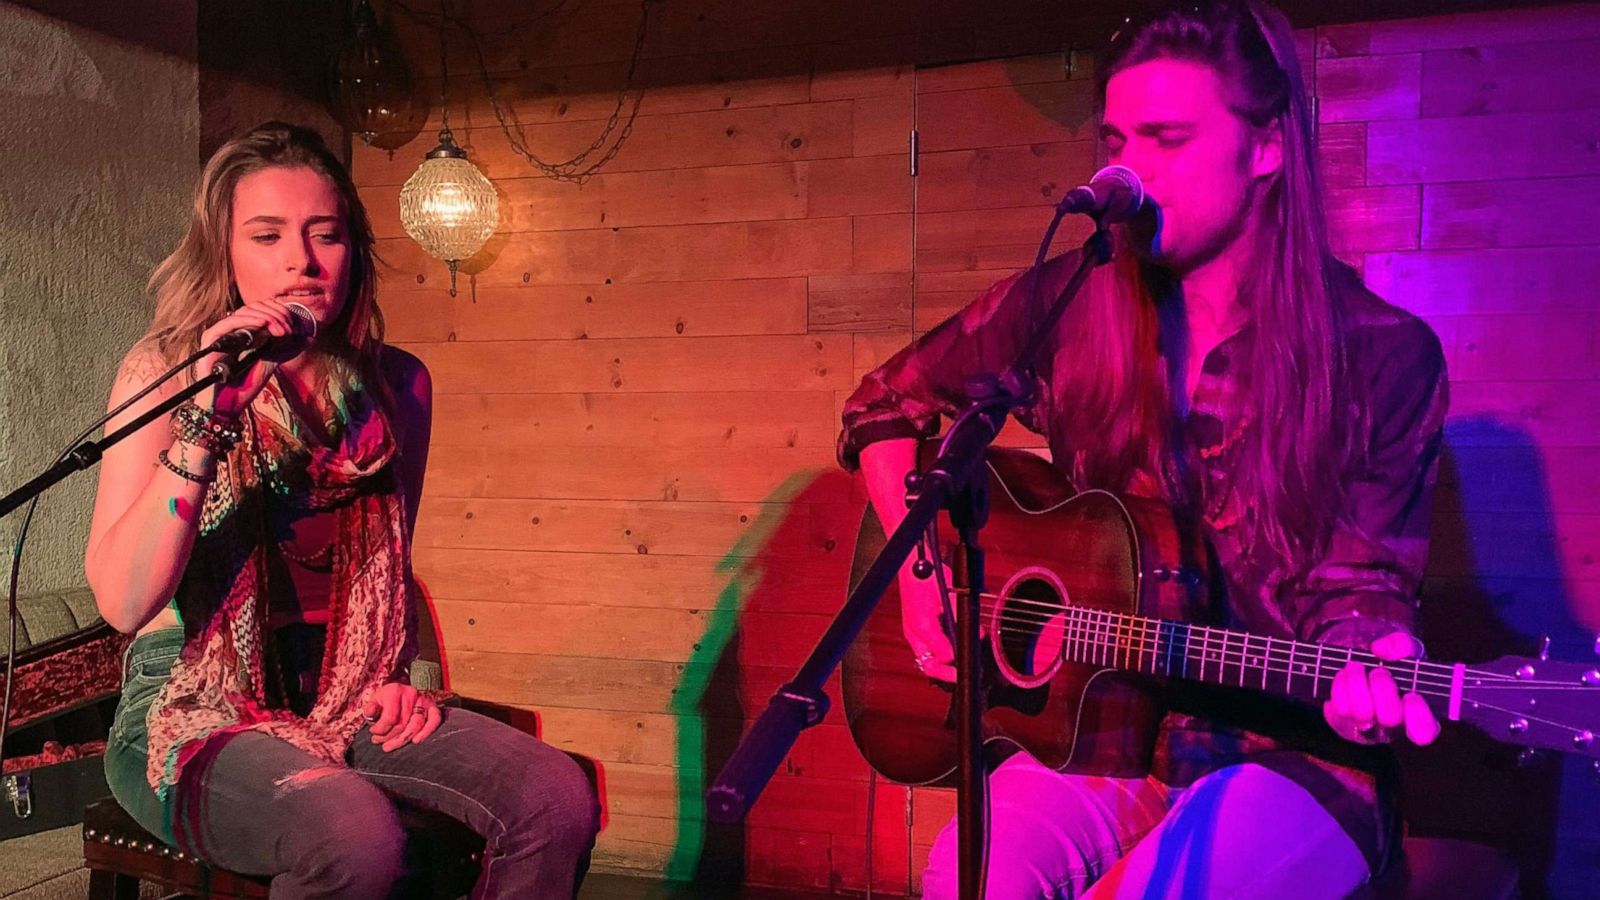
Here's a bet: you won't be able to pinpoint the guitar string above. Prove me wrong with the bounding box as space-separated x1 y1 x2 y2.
1435 698 1597 738
939 593 1584 691
1002 619 1591 693
952 587 1549 685
953 593 1465 684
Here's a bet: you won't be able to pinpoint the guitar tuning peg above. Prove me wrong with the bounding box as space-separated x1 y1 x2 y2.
1593 633 1600 657
1539 635 1551 661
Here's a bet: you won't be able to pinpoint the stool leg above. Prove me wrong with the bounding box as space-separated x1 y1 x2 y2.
88 869 140 900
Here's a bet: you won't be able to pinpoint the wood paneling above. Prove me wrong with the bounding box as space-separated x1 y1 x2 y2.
357 2 1600 892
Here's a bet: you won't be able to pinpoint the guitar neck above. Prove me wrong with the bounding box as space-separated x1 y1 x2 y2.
1061 607 1459 714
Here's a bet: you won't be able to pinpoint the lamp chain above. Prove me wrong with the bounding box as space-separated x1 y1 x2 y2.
393 0 652 184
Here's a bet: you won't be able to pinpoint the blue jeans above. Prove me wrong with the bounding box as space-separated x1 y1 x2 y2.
105 629 600 898
923 753 1369 899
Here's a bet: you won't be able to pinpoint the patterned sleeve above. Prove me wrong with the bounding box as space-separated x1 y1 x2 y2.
837 258 1067 471
1292 316 1450 650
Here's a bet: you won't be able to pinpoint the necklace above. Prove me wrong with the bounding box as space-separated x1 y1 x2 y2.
278 537 334 567
1197 414 1251 461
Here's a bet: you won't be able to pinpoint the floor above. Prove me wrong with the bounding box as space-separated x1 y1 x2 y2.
581 873 841 898
0 826 847 899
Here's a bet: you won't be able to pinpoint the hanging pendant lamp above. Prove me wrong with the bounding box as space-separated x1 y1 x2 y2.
397 0 498 297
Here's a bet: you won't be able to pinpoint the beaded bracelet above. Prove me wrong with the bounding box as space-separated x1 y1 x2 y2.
158 448 214 484
171 401 242 455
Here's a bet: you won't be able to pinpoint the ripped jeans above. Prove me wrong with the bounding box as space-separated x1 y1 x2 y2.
104 628 600 899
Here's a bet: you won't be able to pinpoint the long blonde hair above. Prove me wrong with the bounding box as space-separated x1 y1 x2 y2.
1066 0 1353 576
141 122 385 393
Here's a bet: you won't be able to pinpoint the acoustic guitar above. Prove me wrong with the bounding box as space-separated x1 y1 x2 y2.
841 447 1600 785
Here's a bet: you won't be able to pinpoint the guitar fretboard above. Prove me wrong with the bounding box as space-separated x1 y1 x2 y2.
1057 606 1457 708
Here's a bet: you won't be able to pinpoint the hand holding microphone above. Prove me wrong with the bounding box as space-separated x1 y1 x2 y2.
196 300 319 419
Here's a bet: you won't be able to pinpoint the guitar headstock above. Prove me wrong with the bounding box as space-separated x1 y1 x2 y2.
1452 655 1600 758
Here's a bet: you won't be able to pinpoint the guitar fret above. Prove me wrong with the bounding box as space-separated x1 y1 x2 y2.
1109 611 1117 669
1120 611 1132 669
1106 611 1116 668
1144 617 1151 673
1091 610 1101 667
1094 610 1104 667
1081 610 1091 666
1286 640 1296 696
1122 615 1131 672
1142 617 1150 672
1151 619 1161 675
1115 613 1124 671
1262 636 1272 690
1075 609 1085 665
1066 609 1077 664
1076 609 1086 666
1099 611 1107 667
1089 610 1097 666
1315 643 1325 699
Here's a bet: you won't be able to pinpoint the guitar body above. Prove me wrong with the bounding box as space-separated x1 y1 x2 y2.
842 447 1214 785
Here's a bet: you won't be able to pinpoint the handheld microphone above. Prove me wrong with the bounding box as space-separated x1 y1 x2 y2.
207 302 319 355
1056 165 1145 223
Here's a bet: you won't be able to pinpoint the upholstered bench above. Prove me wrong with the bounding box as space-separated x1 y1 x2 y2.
1 589 127 840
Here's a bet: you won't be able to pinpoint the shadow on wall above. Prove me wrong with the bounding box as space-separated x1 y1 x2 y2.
671 467 870 890
1399 416 1599 900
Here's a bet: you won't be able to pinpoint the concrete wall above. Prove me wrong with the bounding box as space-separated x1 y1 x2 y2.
0 1 199 595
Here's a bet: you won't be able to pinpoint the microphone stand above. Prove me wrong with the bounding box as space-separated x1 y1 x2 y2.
0 357 248 520
707 219 1116 899
0 346 256 774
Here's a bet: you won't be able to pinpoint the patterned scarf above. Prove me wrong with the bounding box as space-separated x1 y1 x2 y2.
144 372 414 798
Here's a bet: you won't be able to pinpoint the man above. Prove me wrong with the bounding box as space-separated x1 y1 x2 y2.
838 3 1448 896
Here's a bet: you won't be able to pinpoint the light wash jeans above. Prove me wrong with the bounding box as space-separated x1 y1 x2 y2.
105 628 600 899
923 753 1370 899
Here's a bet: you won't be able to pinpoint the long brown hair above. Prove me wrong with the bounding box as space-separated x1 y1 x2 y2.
1063 0 1352 576
140 122 385 393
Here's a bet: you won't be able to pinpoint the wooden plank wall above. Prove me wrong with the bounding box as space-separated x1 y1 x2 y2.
1313 9 1600 895
351 2 1600 893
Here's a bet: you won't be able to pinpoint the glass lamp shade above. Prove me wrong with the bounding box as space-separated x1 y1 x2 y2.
399 136 499 295
327 0 421 148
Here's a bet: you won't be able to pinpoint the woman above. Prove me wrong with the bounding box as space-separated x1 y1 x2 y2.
86 122 598 898
840 2 1448 897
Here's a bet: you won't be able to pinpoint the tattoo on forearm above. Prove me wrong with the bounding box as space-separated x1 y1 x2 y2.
168 496 198 522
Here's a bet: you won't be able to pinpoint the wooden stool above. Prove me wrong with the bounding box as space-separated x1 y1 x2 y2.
83 794 483 899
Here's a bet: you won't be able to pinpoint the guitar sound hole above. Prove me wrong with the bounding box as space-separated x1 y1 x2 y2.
994 575 1067 688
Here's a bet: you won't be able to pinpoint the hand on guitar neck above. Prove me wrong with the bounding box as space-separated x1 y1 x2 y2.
1326 631 1442 747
